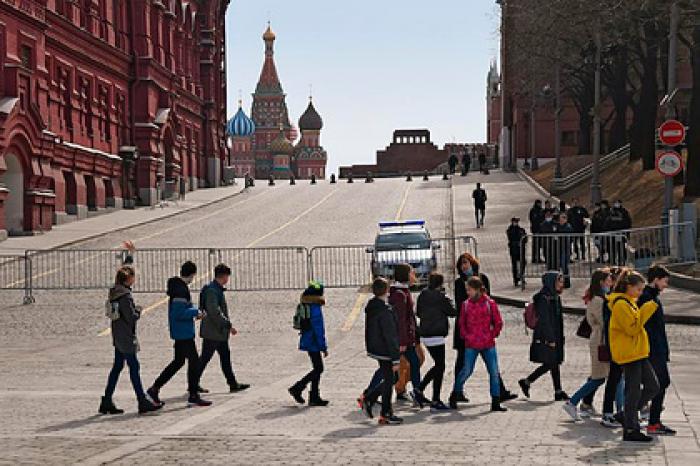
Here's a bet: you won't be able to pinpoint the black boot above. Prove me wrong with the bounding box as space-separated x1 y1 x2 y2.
138 396 162 415
308 394 329 407
99 396 124 415
491 397 507 412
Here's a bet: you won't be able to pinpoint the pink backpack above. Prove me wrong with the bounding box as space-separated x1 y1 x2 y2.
523 302 538 330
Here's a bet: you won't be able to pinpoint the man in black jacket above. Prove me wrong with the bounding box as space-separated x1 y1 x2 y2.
540 210 557 270
472 183 487 228
461 151 471 176
362 278 402 425
529 200 544 263
591 202 608 262
567 198 589 261
640 266 676 436
448 153 458 175
506 217 527 287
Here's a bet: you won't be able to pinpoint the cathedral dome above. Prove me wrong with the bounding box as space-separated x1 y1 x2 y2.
269 128 294 155
298 100 323 131
227 105 255 137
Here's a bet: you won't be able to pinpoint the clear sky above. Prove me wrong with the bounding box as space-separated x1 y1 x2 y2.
225 0 500 176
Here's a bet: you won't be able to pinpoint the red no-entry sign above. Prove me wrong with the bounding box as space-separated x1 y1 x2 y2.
658 120 686 146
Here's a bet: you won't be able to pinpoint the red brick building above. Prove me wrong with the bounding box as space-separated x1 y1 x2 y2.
0 0 229 239
339 129 491 177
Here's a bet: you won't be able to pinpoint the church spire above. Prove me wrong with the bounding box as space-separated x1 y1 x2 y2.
256 23 283 94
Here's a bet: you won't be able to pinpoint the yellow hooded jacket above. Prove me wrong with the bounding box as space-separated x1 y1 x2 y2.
608 292 658 365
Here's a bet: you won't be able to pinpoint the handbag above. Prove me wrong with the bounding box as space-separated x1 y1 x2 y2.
576 316 592 339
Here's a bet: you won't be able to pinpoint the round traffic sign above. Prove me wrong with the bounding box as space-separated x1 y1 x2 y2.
656 151 683 177
658 120 686 146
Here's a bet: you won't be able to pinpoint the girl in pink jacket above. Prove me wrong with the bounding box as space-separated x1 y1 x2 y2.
449 276 507 412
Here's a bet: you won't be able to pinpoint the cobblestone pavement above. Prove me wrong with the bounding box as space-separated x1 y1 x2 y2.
0 176 699 465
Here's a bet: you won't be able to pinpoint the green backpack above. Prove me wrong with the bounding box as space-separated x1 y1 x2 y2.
293 303 312 332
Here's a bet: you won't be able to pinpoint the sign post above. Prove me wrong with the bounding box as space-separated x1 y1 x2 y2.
657 119 686 230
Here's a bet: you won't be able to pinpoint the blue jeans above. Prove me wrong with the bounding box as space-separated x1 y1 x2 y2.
104 348 145 399
570 377 605 406
453 347 500 397
402 346 422 391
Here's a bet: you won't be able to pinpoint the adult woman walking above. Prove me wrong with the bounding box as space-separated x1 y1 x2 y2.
417 273 457 411
562 269 613 421
608 270 660 442
518 271 569 401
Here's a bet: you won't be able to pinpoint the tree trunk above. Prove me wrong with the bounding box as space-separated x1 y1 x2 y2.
578 112 592 155
685 25 700 199
635 23 661 170
609 47 630 151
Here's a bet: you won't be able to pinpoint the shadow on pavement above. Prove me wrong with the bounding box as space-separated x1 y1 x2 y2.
255 405 309 420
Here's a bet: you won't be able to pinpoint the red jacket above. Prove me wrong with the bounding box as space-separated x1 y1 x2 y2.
459 294 503 350
389 284 417 347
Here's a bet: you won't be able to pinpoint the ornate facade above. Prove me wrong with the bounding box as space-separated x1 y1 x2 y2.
228 25 327 180
0 0 229 239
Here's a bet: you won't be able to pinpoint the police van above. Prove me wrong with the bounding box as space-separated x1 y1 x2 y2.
367 220 439 286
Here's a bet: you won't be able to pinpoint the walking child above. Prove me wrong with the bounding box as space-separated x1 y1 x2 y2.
289 281 329 407
100 266 161 415
363 278 403 425
147 261 212 408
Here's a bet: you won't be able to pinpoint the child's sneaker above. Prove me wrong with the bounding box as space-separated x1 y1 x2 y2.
378 414 403 425
601 414 621 428
647 423 676 436
187 395 212 407
562 401 583 422
430 401 450 412
579 403 598 418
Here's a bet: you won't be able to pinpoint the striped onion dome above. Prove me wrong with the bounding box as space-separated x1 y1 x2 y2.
227 104 256 137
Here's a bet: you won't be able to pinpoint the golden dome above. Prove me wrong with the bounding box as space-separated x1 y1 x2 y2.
270 127 293 155
263 24 276 41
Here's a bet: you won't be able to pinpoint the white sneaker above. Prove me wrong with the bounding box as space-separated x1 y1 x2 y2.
563 402 583 422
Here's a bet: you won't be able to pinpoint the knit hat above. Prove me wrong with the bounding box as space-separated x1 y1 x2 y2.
302 280 325 297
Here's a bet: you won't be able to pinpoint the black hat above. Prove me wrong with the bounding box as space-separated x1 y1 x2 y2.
511 217 520 222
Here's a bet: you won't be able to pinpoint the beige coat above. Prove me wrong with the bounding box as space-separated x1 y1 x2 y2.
587 295 609 379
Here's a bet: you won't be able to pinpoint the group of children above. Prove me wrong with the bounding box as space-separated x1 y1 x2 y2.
100 261 249 415
101 250 676 442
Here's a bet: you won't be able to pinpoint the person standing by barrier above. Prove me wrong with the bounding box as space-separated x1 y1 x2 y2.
529 200 545 263
198 264 250 393
605 201 632 265
289 281 329 407
100 266 162 415
507 217 527 287
472 183 487 228
147 261 212 408
362 277 403 425
557 213 574 288
540 210 557 270
461 151 471 176
453 253 517 403
416 272 457 411
608 270 660 442
450 276 507 412
567 198 589 261
519 272 569 401
390 263 430 408
448 153 458 175
591 203 606 262
562 269 613 422
478 150 487 173
639 266 676 436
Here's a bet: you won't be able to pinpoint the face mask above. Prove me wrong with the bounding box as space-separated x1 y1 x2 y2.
545 218 552 222
463 268 474 278
614 203 621 209
601 286 610 294
183 276 194 285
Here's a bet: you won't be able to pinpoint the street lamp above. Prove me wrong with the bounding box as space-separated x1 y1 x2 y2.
590 31 603 205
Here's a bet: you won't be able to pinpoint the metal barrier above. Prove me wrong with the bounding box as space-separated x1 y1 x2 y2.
23 246 309 297
309 236 478 289
520 222 697 285
7 237 479 302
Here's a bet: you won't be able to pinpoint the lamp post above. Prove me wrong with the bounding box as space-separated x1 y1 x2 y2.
554 63 563 179
662 0 680 225
590 31 603 205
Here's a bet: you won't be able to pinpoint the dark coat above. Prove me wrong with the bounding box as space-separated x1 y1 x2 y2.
389 284 417 346
417 288 457 338
591 208 608 233
640 286 670 362
365 296 400 364
567 206 589 233
109 284 141 354
605 206 632 232
529 272 565 365
453 271 490 349
199 280 232 342
472 188 487 208
507 224 527 257
529 205 544 233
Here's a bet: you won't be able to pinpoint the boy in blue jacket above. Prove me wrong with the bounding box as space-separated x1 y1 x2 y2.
147 261 212 407
289 281 329 406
